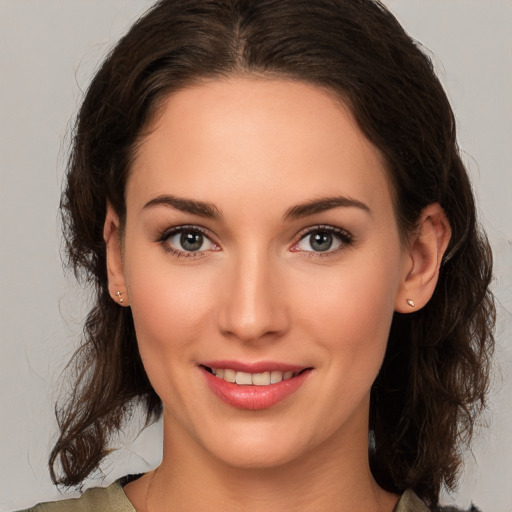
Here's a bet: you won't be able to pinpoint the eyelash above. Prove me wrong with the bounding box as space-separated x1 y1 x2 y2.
157 225 219 260
290 225 354 258
157 224 354 260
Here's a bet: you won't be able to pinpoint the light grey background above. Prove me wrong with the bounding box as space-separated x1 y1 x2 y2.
1 1 511 511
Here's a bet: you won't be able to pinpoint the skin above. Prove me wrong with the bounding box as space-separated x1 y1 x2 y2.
105 77 451 511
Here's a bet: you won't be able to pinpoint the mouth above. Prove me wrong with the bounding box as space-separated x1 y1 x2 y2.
199 362 312 410
201 365 307 386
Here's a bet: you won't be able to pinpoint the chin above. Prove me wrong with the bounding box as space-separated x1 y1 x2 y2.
210 440 307 470
192 416 324 471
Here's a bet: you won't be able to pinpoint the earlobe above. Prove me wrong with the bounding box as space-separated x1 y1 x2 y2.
395 203 451 313
104 204 130 307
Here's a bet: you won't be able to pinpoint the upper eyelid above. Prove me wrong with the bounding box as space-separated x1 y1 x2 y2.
159 224 215 241
295 224 352 239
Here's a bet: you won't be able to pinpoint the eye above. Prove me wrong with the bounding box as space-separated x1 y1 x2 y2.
291 226 352 254
160 226 219 256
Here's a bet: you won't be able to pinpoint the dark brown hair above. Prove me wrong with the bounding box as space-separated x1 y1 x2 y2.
51 0 495 507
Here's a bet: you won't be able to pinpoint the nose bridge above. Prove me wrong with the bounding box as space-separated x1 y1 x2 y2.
218 245 287 342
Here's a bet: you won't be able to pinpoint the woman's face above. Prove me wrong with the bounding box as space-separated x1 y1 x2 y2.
114 77 410 469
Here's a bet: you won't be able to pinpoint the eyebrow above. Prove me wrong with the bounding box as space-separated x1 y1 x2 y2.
142 194 222 219
283 196 371 221
142 194 369 221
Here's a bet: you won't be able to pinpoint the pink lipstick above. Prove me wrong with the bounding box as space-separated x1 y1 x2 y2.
199 361 312 410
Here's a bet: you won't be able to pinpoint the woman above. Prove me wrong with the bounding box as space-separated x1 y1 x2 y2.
21 0 495 511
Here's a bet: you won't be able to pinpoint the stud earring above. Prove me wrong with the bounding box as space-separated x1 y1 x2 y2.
406 299 415 308
116 291 125 304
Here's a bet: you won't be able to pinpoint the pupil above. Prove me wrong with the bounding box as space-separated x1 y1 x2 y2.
180 232 203 251
311 232 332 251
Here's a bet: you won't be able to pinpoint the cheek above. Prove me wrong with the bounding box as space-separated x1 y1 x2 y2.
123 253 218 415
122 239 215 362
294 250 402 371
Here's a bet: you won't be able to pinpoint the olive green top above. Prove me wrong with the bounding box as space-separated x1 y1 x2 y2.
18 481 429 512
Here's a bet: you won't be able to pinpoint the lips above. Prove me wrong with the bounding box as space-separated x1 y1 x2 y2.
199 361 312 410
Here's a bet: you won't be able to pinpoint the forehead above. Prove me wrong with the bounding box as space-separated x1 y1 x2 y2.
128 77 393 217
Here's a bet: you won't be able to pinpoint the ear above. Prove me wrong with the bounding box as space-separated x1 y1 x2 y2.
104 203 129 307
395 203 451 313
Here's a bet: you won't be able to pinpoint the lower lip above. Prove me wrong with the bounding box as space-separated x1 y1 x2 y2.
202 368 311 410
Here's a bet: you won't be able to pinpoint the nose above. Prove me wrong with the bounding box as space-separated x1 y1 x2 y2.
217 249 289 343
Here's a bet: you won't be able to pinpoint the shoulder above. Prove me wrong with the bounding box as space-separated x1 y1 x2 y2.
16 481 135 512
395 490 431 512
439 505 484 512
395 490 484 512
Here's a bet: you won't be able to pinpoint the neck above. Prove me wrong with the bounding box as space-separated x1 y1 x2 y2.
146 414 398 512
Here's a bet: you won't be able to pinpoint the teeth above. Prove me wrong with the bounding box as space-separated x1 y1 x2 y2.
270 370 283 384
209 368 300 386
252 372 271 385
235 371 253 385
223 368 236 383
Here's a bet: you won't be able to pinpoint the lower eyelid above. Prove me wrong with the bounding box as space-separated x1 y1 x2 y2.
162 246 210 259
160 238 216 260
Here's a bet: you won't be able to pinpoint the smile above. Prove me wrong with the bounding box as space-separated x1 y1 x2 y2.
200 363 312 410
209 368 299 386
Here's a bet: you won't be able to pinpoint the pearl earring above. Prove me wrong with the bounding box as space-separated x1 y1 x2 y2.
406 299 415 308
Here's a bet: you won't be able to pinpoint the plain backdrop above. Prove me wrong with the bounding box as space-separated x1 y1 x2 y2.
1 1 511 511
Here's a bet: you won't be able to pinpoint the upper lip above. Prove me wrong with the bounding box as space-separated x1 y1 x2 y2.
199 360 309 373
